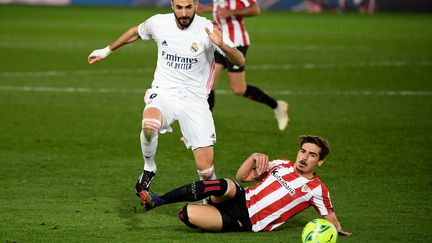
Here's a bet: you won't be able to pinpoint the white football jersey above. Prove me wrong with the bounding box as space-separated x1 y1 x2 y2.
138 13 233 98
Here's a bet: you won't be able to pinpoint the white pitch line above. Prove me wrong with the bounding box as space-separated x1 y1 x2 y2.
1 61 430 78
0 85 144 94
248 60 431 70
0 68 154 78
0 85 431 96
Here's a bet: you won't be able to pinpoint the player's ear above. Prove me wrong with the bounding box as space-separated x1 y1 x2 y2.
317 159 325 167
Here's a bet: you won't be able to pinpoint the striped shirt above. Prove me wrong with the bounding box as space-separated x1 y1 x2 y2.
212 0 257 47
245 159 333 232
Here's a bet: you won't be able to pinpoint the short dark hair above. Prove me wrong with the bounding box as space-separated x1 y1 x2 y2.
299 135 330 160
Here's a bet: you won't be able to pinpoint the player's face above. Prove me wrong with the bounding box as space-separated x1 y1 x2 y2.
171 0 197 29
294 143 324 178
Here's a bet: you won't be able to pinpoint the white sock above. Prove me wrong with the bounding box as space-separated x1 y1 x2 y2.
207 172 217 180
197 165 217 180
140 130 158 172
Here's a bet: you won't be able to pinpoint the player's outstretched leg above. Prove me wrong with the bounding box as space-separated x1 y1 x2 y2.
140 179 229 211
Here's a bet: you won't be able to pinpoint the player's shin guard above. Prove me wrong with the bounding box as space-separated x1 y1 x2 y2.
159 179 228 203
178 204 197 229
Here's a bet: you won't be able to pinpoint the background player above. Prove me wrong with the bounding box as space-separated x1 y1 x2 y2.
198 0 289 131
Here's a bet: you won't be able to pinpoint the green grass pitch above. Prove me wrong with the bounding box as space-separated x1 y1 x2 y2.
0 4 431 242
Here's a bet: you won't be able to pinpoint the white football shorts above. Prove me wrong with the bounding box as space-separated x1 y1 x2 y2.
143 87 216 150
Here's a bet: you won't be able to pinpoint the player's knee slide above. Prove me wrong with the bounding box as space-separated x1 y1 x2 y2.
197 165 214 180
178 204 197 229
142 118 161 141
193 178 228 198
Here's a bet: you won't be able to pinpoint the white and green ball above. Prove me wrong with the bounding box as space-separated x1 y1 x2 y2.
301 219 338 243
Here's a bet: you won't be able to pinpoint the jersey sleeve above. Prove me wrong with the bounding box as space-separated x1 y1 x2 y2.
256 159 291 179
240 0 258 8
138 15 156 40
310 184 334 216
268 159 291 170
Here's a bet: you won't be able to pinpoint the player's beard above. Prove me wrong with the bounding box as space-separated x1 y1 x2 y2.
295 160 307 174
175 12 195 29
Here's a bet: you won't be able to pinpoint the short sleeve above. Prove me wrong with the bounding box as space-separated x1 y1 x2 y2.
311 184 334 216
138 17 153 40
240 0 257 8
256 159 291 179
268 159 291 170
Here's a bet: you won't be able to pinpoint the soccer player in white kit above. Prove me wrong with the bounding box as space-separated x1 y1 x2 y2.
88 0 245 196
140 135 352 236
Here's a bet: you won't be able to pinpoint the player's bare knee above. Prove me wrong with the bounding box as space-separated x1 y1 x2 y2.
232 87 246 96
178 204 197 229
142 118 161 143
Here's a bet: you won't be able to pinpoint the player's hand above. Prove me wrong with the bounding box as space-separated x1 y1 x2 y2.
252 153 269 174
205 20 223 48
88 46 112 64
338 229 352 236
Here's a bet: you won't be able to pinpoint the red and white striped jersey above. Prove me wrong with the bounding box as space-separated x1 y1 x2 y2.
245 159 333 232
212 0 257 47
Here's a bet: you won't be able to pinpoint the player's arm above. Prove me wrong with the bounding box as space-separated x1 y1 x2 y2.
88 26 140 64
219 42 245 66
323 212 352 236
219 2 260 18
236 153 269 182
206 20 245 66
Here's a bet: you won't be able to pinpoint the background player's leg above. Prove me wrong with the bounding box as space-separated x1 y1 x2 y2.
228 71 289 131
228 71 277 108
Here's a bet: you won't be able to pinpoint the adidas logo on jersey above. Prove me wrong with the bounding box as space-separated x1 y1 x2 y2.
162 40 168 46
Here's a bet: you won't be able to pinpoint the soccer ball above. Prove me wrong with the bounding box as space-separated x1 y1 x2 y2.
301 219 338 243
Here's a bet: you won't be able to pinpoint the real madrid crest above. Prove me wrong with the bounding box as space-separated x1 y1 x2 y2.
190 42 199 53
